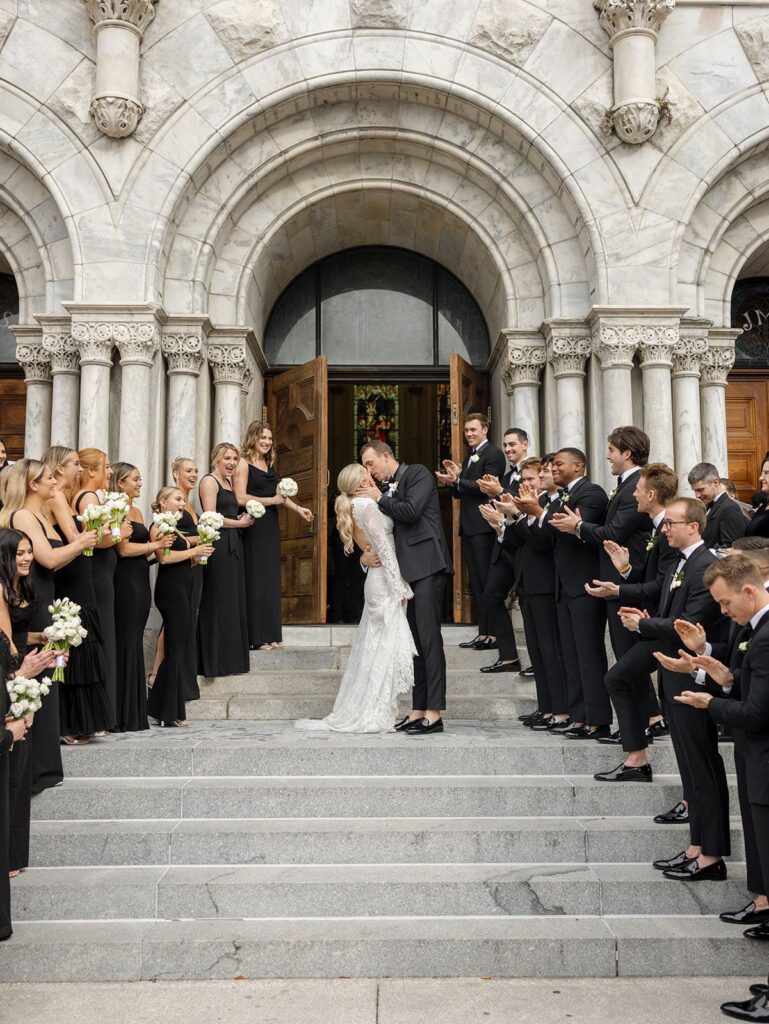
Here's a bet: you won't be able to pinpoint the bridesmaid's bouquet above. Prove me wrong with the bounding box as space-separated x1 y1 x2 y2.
42 597 88 681
77 502 110 555
246 499 266 519
104 491 130 542
6 675 52 720
196 511 223 565
152 510 182 537
277 477 298 499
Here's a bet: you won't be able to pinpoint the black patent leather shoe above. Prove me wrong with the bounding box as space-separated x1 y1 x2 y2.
480 659 519 674
459 633 482 648
594 762 652 782
597 729 622 745
549 719 575 735
473 637 498 651
565 725 611 741
529 715 555 731
653 849 693 871
519 665 535 677
720 992 769 1021
745 924 769 941
405 717 444 735
518 708 541 722
646 720 669 739
653 800 689 824
663 858 727 881
749 985 769 997
394 715 421 732
720 902 769 926
522 711 545 728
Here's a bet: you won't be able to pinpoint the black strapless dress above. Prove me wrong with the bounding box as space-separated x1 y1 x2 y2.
178 508 201 701
241 463 282 647
148 532 196 725
0 636 14 940
197 477 249 677
7 605 32 872
114 518 152 731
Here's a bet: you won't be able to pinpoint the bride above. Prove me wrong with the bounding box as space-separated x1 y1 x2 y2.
295 464 415 733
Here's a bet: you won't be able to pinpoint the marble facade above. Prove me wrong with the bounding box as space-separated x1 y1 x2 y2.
2 0 767 508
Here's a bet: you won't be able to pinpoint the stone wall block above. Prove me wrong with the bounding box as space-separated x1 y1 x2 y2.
350 0 409 30
205 0 288 63
469 0 552 68
735 14 769 84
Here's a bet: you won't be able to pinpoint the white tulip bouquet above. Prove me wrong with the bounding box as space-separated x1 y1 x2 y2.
277 477 298 499
104 491 130 542
77 502 111 555
246 499 266 519
42 597 88 681
6 675 52 720
152 510 182 537
196 511 224 564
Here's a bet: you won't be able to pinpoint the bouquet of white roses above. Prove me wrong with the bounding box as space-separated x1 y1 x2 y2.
152 510 182 537
6 675 52 720
77 502 110 555
246 499 266 519
196 511 223 564
42 597 87 681
277 477 298 499
104 491 130 543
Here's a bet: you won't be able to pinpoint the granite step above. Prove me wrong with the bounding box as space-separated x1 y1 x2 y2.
10 862 750 921
186 694 538 721
29 775 739 822
28 816 746 867
1 917 765 981
240 644 529 673
197 670 537 697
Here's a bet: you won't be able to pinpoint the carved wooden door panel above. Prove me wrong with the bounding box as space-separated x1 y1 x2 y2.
0 377 26 460
449 353 491 624
267 357 329 623
726 375 769 501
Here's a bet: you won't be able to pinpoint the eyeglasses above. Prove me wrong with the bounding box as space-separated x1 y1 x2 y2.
661 519 689 529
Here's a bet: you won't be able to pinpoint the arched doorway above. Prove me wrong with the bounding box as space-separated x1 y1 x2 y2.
0 261 25 461
727 272 769 501
264 246 491 625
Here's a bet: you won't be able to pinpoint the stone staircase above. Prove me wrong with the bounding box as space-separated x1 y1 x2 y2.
0 628 762 982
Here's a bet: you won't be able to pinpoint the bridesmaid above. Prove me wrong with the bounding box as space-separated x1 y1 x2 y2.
198 443 251 676
147 487 212 726
112 463 173 732
746 455 769 537
235 422 313 651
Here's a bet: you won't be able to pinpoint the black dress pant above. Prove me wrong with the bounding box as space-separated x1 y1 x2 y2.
521 593 567 714
661 669 730 857
556 591 610 725
734 745 764 894
407 573 447 711
482 556 519 662
606 601 661 720
605 639 659 752
462 532 495 635
749 802 769 899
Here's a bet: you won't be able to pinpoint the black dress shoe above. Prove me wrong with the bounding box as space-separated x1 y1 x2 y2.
522 712 546 729
594 762 653 782
459 634 482 648
549 719 575 735
653 849 693 871
721 902 769 926
745 924 769 941
473 638 498 651
653 800 689 824
394 715 421 732
663 858 727 881
530 715 555 731
597 729 622 745
519 665 535 677
518 708 541 722
720 992 769 1021
563 724 591 739
480 659 519 674
749 985 769 997
565 725 611 741
718 723 734 743
405 717 444 735
646 720 669 739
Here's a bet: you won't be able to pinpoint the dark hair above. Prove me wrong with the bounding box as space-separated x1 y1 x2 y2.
607 426 650 467
464 412 489 429
704 553 764 591
504 427 529 443
638 462 678 505
687 462 720 486
0 527 35 609
540 452 556 467
720 477 737 497
669 496 707 533
555 447 587 467
360 439 395 459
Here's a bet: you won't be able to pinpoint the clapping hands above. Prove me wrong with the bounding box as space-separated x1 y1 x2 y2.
674 619 707 654
435 459 460 486
603 540 630 573
551 504 581 533
513 483 542 517
478 474 503 497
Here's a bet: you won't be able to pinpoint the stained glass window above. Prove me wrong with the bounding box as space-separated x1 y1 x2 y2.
731 278 769 368
354 385 399 461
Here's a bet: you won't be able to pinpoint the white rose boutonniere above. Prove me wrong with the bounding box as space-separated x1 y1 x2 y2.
511 470 521 483
469 453 480 464
560 491 570 504
609 487 618 499
646 533 659 552
739 638 752 654
387 481 399 495
670 569 684 590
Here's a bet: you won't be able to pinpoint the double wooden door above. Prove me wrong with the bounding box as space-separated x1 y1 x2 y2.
0 376 26 460
726 373 769 500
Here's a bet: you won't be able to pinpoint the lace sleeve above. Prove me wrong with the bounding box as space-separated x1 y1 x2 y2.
353 498 412 603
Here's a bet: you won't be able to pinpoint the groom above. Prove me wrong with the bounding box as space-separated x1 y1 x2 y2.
359 440 452 734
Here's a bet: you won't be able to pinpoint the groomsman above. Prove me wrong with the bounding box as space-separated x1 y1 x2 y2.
437 413 505 652
688 462 746 548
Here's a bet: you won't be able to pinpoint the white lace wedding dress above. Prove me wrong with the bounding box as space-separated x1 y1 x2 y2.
295 496 416 733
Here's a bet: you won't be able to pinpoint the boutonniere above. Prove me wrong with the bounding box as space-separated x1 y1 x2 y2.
511 470 521 483
670 569 684 590
387 481 398 495
739 638 752 654
646 533 659 552
469 453 480 464
609 487 618 499
560 491 570 504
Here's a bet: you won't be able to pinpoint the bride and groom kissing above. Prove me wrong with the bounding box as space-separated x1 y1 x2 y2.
295 439 452 736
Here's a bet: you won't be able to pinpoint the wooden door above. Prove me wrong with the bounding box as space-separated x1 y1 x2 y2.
267 357 329 623
0 376 26 460
726 373 769 501
449 353 491 623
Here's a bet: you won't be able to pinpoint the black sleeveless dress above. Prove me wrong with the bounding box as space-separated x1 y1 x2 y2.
76 493 117 727
197 476 249 676
9 512 63 794
0 633 14 940
242 463 282 647
8 603 32 872
178 509 201 701
148 531 196 725
54 525 113 736
114 517 152 732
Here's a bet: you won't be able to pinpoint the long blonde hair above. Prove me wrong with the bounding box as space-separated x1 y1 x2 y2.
0 459 47 527
41 446 79 502
210 442 239 471
241 421 275 468
335 464 368 555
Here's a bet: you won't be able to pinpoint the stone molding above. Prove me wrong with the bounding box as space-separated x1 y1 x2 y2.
42 331 80 375
241 366 254 396
82 0 157 33
71 321 116 366
612 101 661 145
595 0 675 38
208 342 248 386
672 321 710 378
503 344 547 392
13 327 51 385
637 324 678 369
592 324 639 369
546 335 592 378
700 343 736 387
114 322 160 367
162 332 206 376
90 96 144 139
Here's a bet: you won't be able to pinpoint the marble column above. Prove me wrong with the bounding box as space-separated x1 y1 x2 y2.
700 331 738 475
40 320 80 448
161 320 208 471
638 324 676 467
12 326 51 458
544 324 591 452
590 321 637 442
115 322 159 476
71 321 114 451
502 334 546 454
208 340 247 446
672 321 708 487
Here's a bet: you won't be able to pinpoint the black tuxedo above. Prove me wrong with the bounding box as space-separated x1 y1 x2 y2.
702 492 746 548
544 477 610 724
451 441 506 634
617 525 678 612
378 463 452 711
480 464 524 663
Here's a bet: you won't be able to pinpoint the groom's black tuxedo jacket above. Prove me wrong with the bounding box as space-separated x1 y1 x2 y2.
377 462 452 584
451 440 507 537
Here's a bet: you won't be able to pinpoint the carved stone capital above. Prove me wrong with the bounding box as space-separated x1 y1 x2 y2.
593 324 639 370
42 332 80 375
15 342 51 384
72 321 115 366
672 334 707 378
208 343 247 386
502 344 546 393
82 0 158 33
594 0 675 39
162 332 205 376
638 324 677 369
90 96 143 139
700 345 736 388
546 335 592 378
114 322 159 367
612 101 661 145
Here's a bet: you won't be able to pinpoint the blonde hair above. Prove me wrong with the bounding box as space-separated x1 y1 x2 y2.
171 456 196 480
112 462 137 493
210 442 239 471
151 486 182 514
241 421 275 468
78 448 108 491
335 464 368 556
0 459 48 527
41 446 79 502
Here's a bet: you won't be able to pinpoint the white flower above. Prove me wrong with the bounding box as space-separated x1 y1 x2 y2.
739 639 752 654
511 471 521 483
153 510 182 536
387 481 398 494
609 487 618 499
246 500 266 519
278 477 299 498
670 569 684 590
646 534 659 552
469 454 480 464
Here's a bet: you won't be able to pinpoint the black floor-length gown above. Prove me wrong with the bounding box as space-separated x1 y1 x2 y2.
8 605 33 872
76 494 117 727
54 527 113 736
197 476 249 677
148 533 196 725
10 512 63 794
177 509 201 702
0 636 14 940
242 463 282 647
114 519 152 731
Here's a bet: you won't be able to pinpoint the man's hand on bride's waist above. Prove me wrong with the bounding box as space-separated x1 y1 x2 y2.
361 547 382 568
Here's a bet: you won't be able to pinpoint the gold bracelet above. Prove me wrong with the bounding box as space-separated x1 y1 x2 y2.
618 563 631 575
